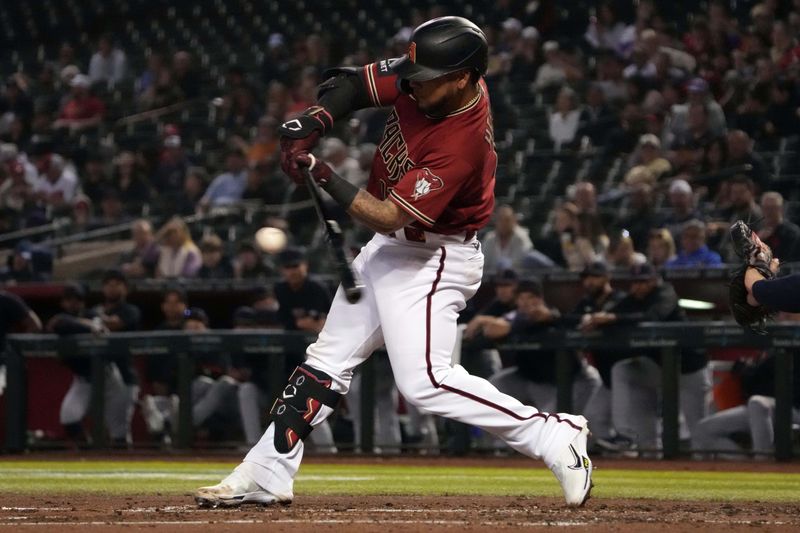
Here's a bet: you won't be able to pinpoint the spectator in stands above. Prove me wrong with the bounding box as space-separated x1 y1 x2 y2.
697 136 728 199
481 204 533 275
89 187 129 229
577 83 616 148
548 86 583 151
242 161 284 205
224 87 261 134
731 84 770 142
507 26 541 83
233 241 270 279
275 246 331 336
52 74 105 134
80 151 109 206
584 2 627 53
0 160 32 216
1 241 48 283
486 279 602 416
568 262 627 451
197 234 235 279
32 153 77 210
151 134 190 198
607 231 647 270
764 79 800 140
321 138 364 186
119 219 160 278
646 228 677 269
174 166 208 215
667 77 726 142
613 183 658 252
594 51 627 104
662 179 704 242
586 263 710 454
534 41 567 91
198 149 248 209
770 20 800 70
0 290 41 396
135 51 164 97
138 66 184 110
715 175 763 228
155 217 201 279
666 219 722 268
683 102 716 151
534 202 578 268
140 288 187 444
725 130 769 191
112 151 151 215
88 34 127 88
172 51 201 100
0 75 33 130
759 191 800 262
248 286 281 327
629 134 672 181
233 116 279 166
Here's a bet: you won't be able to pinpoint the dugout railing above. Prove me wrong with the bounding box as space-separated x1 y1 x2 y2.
4 323 798 460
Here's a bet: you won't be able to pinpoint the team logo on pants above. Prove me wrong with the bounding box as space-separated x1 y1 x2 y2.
412 168 443 200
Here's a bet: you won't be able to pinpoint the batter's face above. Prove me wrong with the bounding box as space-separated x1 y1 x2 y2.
407 70 473 117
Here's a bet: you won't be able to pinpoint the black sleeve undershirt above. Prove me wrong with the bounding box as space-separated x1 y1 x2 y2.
752 274 800 313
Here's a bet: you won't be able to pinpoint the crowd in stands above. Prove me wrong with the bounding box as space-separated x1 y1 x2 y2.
2 0 800 455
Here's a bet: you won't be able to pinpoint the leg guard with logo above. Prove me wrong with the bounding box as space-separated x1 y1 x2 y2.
270 364 342 453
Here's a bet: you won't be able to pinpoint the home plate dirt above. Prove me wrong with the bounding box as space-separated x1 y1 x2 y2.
0 494 798 532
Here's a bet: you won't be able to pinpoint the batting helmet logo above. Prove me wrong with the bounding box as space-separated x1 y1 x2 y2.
281 119 302 132
412 168 443 200
408 42 417 63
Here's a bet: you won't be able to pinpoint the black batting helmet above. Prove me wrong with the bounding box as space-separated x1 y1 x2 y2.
390 16 488 82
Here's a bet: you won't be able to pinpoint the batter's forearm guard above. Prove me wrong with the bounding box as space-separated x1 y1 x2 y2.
270 363 341 453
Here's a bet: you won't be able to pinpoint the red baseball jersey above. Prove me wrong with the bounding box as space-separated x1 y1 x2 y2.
359 59 497 235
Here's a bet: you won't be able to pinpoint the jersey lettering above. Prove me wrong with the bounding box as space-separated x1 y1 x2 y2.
377 109 415 183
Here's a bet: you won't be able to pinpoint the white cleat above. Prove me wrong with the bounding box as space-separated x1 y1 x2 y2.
195 470 291 508
549 417 594 507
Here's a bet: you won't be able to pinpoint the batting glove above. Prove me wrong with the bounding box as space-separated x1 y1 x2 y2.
279 106 333 184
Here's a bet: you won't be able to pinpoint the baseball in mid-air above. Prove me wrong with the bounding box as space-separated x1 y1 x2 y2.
255 227 287 254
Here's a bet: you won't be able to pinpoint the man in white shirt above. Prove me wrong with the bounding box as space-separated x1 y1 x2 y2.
88 34 127 87
33 154 77 208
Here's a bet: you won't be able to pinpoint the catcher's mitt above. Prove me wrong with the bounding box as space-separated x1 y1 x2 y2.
728 220 776 334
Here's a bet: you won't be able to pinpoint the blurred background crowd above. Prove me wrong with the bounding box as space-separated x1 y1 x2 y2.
2 0 800 457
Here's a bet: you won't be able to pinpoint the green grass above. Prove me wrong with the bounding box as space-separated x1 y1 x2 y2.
0 460 798 502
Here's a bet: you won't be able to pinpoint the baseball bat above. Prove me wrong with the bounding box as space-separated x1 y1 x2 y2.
301 165 363 304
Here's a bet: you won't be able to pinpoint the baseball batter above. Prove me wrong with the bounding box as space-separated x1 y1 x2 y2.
196 16 593 507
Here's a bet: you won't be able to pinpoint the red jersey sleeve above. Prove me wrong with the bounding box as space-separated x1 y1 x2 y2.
361 59 401 108
388 154 473 228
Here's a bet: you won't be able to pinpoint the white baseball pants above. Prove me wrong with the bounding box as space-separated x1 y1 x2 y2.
239 233 583 498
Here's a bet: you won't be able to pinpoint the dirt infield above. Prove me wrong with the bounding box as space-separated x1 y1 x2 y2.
1 455 799 531
0 494 798 532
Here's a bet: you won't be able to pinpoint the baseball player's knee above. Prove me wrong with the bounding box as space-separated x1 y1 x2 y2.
747 395 774 415
270 364 343 453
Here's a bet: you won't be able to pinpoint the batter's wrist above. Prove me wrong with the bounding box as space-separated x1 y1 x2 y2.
321 172 359 210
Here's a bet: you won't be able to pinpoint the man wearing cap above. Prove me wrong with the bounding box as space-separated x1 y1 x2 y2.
198 16 594 509
52 73 105 133
88 269 141 446
667 77 726 143
486 280 602 418
567 261 626 449
581 263 709 455
665 219 722 268
274 247 331 337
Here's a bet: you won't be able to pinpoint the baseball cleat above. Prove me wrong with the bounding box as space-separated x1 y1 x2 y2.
195 470 291 508
549 416 594 507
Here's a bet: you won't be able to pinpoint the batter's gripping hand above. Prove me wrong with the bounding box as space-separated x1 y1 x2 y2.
295 153 332 186
728 220 776 334
279 106 334 184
